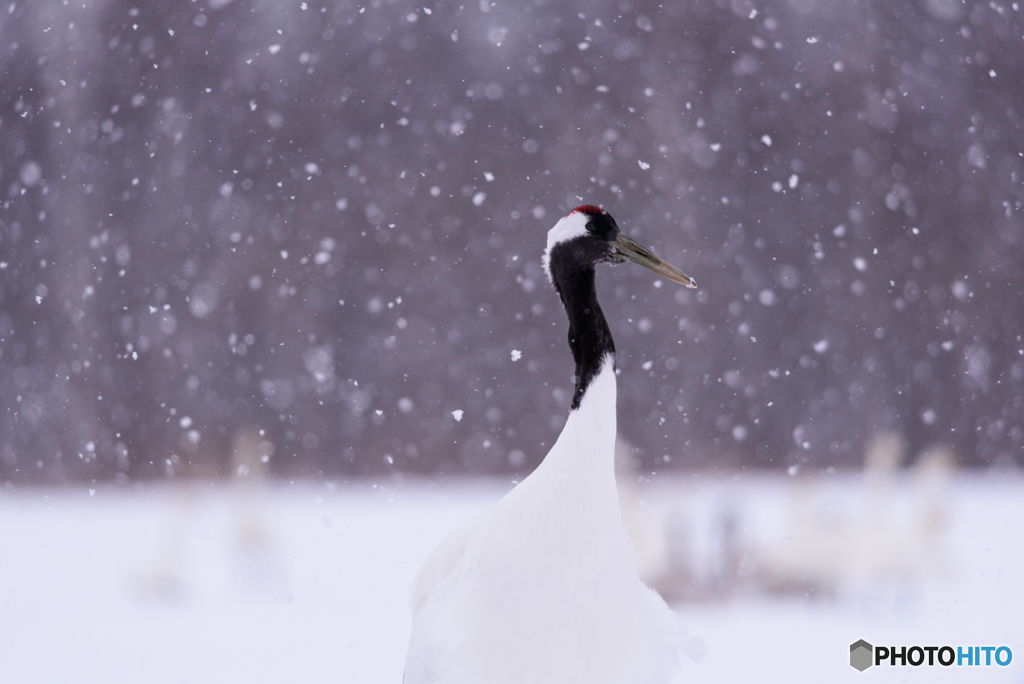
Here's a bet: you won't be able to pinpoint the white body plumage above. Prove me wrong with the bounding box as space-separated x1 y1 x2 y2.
404 206 696 683
405 357 681 684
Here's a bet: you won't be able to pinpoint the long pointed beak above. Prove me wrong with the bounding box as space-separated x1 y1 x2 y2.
612 233 697 288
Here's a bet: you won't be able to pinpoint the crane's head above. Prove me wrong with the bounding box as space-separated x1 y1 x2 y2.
542 205 697 289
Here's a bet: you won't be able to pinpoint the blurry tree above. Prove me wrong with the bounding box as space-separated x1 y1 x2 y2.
1 0 1022 483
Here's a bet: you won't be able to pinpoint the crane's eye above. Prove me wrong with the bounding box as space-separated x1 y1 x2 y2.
585 221 598 233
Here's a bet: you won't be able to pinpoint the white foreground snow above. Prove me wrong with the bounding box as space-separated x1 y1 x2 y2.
0 473 1021 683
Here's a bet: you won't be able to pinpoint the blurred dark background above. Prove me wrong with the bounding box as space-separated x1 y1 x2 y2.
1 0 1022 483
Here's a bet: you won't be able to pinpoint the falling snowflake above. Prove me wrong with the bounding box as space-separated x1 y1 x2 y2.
510 349 522 361
638 160 650 170
452 409 464 422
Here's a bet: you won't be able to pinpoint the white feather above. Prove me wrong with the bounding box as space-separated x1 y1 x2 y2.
405 357 682 684
542 211 592 285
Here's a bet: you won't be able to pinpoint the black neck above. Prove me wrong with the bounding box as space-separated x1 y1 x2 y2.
550 252 616 410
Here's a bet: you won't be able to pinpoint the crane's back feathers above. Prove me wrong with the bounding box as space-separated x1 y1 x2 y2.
405 359 681 684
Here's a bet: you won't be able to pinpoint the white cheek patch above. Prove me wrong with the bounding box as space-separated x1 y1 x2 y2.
542 212 591 283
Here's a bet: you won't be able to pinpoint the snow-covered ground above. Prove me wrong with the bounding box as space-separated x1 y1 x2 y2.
1 473 1021 683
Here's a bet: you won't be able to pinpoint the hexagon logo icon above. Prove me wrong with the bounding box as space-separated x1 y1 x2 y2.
850 639 873 671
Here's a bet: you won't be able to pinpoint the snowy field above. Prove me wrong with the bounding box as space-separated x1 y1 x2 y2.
1 473 1021 683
